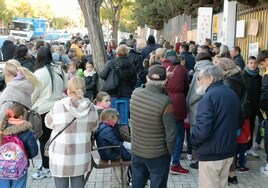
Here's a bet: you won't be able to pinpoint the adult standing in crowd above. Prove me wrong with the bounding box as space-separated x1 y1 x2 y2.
1 35 17 61
99 44 136 125
45 77 98 188
179 43 195 80
191 65 240 188
140 35 160 60
13 44 35 72
70 37 84 63
162 49 189 174
217 58 246 185
231 46 245 70
186 52 213 169
0 59 40 120
130 65 177 188
31 46 67 180
256 50 268 176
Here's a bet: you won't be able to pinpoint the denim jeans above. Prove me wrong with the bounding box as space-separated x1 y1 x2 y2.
255 116 264 145
172 120 185 166
264 120 268 163
236 143 248 167
111 97 130 125
132 153 171 188
0 171 27 188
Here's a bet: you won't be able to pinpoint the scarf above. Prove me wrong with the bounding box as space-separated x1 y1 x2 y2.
84 69 96 77
244 67 259 77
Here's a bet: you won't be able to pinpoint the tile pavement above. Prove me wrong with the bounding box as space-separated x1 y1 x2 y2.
26 149 268 188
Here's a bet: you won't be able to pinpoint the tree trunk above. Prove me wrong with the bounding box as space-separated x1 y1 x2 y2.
77 0 106 73
111 0 123 44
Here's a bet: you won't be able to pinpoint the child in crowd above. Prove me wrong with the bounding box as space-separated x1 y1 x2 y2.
236 119 251 173
84 61 98 101
67 61 77 80
94 108 131 160
94 92 131 142
0 103 38 188
242 56 262 157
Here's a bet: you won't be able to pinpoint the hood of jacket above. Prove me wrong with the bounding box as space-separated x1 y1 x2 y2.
62 97 95 119
3 40 14 46
7 78 34 96
114 57 133 70
166 56 180 64
194 60 213 72
3 121 32 136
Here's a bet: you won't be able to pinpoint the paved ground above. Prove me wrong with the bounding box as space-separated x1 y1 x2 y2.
26 147 268 188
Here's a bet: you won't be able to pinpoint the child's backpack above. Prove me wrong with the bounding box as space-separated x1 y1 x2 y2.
0 135 28 180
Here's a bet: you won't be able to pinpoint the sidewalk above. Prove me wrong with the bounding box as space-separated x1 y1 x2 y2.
26 149 268 188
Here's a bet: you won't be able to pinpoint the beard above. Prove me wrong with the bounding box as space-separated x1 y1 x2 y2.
195 85 206 96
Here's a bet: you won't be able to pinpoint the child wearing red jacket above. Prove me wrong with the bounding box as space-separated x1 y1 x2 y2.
236 118 251 173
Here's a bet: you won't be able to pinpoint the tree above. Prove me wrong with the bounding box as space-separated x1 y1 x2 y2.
77 0 106 73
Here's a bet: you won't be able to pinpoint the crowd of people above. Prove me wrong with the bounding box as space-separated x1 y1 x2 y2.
0 32 268 188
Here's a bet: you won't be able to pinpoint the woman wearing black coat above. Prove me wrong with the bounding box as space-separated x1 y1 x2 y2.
99 45 137 125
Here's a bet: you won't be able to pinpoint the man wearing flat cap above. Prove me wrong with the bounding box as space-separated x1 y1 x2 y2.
130 65 177 188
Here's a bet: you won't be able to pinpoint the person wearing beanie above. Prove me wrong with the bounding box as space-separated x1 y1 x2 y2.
162 49 190 175
2 35 17 61
140 35 161 60
130 65 177 188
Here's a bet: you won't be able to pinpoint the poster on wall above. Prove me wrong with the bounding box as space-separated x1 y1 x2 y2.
248 19 259 36
196 7 213 45
236 20 245 38
249 42 259 57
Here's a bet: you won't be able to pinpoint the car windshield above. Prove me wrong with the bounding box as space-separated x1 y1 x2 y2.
44 33 62 41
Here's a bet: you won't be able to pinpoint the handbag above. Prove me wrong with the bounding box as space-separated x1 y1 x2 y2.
44 118 76 157
101 61 120 93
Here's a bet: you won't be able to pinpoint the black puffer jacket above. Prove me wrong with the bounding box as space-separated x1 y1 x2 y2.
99 57 137 98
14 57 35 72
2 40 16 61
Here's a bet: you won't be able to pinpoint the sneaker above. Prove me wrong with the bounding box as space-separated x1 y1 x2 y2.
31 166 51 179
187 154 192 161
189 161 199 169
247 149 260 157
260 164 268 176
235 163 240 170
238 167 249 173
170 164 189 174
228 176 238 184
252 142 261 150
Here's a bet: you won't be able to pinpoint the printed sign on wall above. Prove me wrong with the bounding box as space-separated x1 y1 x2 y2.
197 7 213 45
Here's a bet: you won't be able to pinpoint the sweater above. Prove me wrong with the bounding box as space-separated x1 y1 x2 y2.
130 84 177 158
45 97 98 177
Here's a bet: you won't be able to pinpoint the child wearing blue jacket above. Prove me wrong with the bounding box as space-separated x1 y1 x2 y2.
94 108 131 160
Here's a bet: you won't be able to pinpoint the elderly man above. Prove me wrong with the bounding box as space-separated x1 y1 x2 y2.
130 65 177 188
191 65 240 188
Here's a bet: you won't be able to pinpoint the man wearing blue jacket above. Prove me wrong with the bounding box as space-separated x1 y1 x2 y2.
191 65 240 188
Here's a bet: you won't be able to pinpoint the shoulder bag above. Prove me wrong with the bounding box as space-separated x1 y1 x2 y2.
44 118 76 157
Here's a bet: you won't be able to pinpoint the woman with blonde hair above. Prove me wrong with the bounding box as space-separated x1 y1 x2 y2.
45 77 98 188
0 59 40 120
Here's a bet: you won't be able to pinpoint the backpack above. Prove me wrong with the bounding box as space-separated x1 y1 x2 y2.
0 135 28 180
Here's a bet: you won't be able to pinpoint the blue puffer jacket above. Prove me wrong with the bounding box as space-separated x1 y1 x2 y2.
94 122 131 160
191 80 240 161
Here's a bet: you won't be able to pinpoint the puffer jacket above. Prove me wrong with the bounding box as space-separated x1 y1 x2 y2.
3 121 38 160
0 78 33 121
99 57 137 98
94 122 131 160
191 81 240 161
